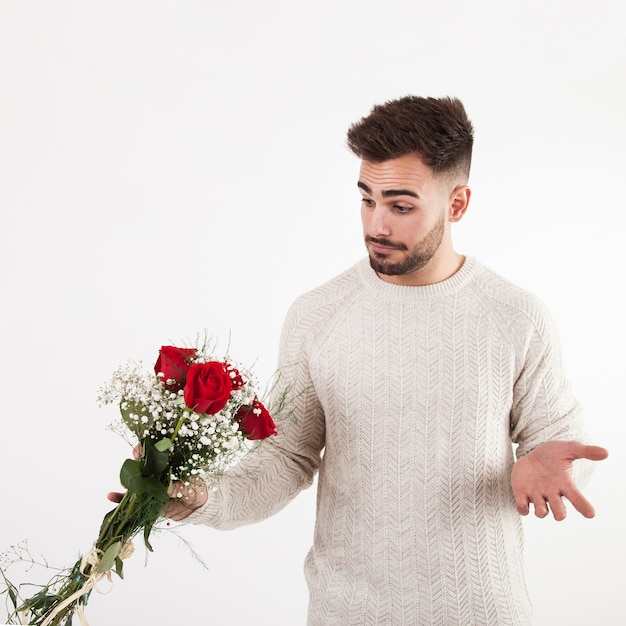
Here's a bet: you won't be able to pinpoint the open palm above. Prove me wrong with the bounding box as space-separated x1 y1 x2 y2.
511 440 608 521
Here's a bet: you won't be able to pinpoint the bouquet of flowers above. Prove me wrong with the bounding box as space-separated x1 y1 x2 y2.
1 340 279 626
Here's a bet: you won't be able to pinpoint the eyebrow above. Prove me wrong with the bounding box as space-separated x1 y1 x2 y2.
357 181 420 199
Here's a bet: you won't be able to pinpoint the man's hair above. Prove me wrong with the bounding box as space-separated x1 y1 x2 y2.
346 95 474 180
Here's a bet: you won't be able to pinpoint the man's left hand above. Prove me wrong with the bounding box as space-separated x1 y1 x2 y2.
511 440 608 521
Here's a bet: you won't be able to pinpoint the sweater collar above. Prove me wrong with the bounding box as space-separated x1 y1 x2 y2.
357 255 479 299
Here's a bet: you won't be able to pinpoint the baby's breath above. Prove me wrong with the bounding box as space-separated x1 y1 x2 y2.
97 353 258 482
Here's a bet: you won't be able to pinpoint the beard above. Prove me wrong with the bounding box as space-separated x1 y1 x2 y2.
366 211 446 277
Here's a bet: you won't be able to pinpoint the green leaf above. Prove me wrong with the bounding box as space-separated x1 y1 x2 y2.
143 443 169 476
0 567 19 610
98 506 117 537
114 557 125 579
142 476 170 503
19 589 60 613
95 541 122 573
120 459 145 493
143 521 155 552
119 400 149 437
155 438 172 452
120 458 170 501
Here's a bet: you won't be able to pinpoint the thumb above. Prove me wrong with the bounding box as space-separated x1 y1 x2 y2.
107 491 125 503
168 480 186 499
571 442 609 462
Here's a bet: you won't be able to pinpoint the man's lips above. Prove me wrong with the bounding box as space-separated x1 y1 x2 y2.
366 237 406 254
369 242 397 254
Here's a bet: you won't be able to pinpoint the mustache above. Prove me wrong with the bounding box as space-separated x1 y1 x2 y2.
365 236 408 251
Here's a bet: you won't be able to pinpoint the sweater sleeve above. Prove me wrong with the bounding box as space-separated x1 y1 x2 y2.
509 298 594 485
187 301 326 530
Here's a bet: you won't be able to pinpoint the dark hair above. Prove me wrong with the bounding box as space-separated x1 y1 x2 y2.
346 96 474 180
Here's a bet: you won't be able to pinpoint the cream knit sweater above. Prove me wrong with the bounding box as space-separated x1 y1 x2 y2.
191 256 588 625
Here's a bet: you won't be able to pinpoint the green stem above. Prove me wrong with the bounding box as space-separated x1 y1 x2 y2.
95 490 134 548
170 413 188 442
110 493 138 542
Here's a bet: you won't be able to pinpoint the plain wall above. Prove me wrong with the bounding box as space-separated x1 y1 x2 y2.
1 1 624 624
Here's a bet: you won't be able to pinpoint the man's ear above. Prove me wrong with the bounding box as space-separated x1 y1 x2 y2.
449 185 471 222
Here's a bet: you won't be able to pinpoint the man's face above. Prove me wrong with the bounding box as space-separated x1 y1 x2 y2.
359 153 455 284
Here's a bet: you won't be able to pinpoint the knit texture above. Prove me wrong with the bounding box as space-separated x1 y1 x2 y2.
190 257 588 625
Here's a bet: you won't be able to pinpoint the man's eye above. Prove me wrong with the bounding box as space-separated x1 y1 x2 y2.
394 204 412 213
361 198 374 207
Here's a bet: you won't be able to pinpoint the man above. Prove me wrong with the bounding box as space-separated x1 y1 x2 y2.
167 96 608 624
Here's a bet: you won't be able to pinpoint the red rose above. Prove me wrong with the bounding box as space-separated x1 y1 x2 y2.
184 361 233 414
225 363 245 390
235 398 277 440
154 346 197 391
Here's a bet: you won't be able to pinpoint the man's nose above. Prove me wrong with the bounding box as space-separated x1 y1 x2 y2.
369 206 391 236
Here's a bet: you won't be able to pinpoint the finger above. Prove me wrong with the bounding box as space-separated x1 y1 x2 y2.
162 496 200 521
546 493 567 521
567 442 609 462
581 445 609 461
162 500 191 521
529 495 549 519
565 488 596 519
170 479 208 507
107 491 125 503
168 484 198 510
514 494 530 516
169 481 192 501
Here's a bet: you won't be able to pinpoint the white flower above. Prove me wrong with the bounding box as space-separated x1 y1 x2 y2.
223 436 240 450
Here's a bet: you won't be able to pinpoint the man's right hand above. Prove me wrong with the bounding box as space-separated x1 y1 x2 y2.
162 478 208 520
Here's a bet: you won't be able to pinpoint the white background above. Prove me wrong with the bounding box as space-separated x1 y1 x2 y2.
1 1 624 624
